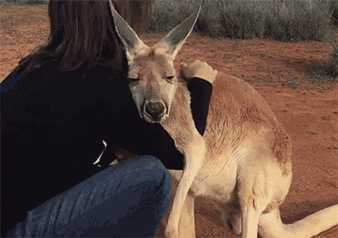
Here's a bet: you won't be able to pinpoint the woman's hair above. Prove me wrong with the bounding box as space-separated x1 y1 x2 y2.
19 0 127 76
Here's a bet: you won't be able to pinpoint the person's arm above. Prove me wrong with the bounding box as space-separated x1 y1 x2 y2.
96 63 217 170
96 76 185 170
181 60 218 135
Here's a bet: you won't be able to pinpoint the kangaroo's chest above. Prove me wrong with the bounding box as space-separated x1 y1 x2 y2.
164 86 239 204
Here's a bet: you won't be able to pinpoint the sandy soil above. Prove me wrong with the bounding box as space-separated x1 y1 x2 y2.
1 4 337 238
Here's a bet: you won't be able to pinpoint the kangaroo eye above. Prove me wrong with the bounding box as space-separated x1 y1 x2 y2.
128 77 140 83
165 76 175 82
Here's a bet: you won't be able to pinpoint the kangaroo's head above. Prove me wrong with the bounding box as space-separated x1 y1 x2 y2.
109 0 201 123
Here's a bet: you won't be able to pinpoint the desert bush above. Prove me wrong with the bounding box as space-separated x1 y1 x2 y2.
327 46 338 78
151 0 335 41
330 0 338 26
150 0 224 36
150 0 193 32
263 0 332 41
311 43 338 80
1 0 47 4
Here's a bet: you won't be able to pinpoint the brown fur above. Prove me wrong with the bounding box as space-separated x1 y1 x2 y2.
165 73 292 176
161 82 198 152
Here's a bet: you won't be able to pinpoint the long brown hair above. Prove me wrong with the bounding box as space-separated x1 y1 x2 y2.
19 0 127 76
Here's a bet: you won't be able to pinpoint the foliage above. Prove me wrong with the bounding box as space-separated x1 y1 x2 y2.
151 0 336 42
1 0 48 4
327 46 338 78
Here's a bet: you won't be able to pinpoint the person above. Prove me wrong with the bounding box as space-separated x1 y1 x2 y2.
0 0 217 237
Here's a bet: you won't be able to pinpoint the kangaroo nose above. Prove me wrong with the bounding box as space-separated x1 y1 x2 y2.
145 101 165 119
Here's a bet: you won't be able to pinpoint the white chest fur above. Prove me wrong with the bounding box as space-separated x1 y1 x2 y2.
170 154 238 205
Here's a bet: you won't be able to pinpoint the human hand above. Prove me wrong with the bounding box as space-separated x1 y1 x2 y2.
181 60 218 84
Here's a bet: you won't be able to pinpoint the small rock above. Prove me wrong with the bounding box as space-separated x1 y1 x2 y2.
321 116 330 121
287 80 299 89
306 130 318 135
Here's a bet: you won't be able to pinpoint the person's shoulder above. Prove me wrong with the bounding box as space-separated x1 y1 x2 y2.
83 64 125 82
0 60 57 93
24 62 113 84
17 60 62 83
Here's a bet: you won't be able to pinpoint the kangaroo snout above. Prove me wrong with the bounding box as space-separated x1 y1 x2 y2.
143 100 167 123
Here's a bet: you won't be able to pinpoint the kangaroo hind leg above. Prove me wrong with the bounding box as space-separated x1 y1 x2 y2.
237 153 280 238
238 175 269 238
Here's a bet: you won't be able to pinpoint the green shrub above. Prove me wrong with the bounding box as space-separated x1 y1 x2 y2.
327 46 338 78
311 44 338 80
330 0 338 26
151 0 335 42
1 0 48 4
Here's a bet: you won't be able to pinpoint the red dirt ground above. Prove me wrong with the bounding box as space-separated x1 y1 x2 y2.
1 4 337 238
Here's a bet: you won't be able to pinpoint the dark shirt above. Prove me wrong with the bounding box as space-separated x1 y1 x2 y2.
0 62 212 234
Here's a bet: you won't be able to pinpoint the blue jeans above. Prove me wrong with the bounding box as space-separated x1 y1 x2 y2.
6 156 172 237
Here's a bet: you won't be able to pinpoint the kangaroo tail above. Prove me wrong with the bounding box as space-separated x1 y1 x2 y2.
258 204 338 238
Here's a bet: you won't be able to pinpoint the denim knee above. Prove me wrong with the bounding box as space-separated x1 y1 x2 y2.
116 155 171 192
136 155 172 216
136 155 172 194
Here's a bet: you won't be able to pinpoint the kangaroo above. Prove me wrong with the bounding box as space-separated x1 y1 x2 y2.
108 1 338 238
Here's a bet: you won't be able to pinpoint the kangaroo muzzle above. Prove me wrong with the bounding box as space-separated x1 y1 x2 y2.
143 100 167 123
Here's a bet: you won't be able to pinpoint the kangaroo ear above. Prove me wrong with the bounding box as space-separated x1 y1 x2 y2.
155 4 201 59
108 0 147 63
